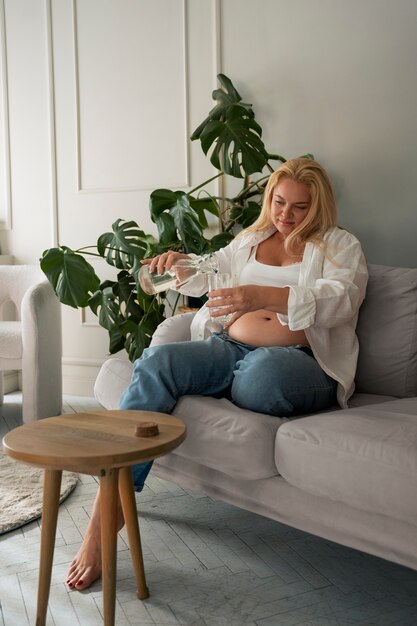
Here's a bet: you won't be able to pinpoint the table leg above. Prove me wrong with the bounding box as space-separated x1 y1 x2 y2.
36 469 62 626
119 466 149 599
100 468 119 626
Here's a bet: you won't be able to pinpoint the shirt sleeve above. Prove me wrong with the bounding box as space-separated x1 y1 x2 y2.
280 230 368 331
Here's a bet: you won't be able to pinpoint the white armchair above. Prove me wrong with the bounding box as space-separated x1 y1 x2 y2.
0 265 62 423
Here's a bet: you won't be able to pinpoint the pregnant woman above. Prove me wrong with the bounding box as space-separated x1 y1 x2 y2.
66 157 368 590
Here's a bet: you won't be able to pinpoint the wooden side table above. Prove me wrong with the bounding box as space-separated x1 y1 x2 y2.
2 410 186 626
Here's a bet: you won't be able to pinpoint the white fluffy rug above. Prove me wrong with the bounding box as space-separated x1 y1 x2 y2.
0 450 79 535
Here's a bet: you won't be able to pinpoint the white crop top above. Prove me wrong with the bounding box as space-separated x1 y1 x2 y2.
239 246 301 287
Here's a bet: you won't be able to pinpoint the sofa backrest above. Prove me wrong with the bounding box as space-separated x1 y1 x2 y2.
355 264 417 398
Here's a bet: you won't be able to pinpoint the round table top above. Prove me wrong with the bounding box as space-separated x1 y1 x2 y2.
2 410 186 475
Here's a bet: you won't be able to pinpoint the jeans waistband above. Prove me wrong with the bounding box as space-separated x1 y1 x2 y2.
215 332 314 357
215 331 257 350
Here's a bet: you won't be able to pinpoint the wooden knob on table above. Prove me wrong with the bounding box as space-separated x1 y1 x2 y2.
134 422 160 437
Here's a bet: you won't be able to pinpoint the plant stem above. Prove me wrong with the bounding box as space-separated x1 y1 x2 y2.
76 245 141 258
76 245 100 252
167 291 182 315
189 171 224 196
75 249 102 257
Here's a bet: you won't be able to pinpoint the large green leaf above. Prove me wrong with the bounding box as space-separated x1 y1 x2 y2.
108 326 126 355
208 231 234 251
191 74 253 139
88 270 161 357
113 270 143 318
154 212 179 247
170 193 205 253
119 319 149 362
151 189 219 236
97 219 152 269
149 189 178 219
191 74 270 178
40 246 100 308
139 308 165 335
120 305 165 362
188 196 220 229
150 189 206 254
88 285 123 331
199 106 269 177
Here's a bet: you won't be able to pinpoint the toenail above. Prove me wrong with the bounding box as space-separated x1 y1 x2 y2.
76 580 83 586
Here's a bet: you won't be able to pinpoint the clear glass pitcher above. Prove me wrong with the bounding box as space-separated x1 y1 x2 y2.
138 254 219 295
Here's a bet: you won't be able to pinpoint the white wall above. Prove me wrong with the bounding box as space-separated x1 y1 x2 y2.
1 0 417 394
220 0 417 267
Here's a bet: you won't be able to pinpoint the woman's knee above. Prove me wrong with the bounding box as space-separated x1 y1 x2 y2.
119 343 182 411
230 346 336 416
230 347 288 413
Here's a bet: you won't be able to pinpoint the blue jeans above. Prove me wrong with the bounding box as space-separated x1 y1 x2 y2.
120 333 337 491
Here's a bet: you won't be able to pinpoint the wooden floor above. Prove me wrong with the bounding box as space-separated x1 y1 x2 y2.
1 394 417 626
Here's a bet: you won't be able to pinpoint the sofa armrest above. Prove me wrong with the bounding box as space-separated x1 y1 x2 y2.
94 353 132 410
21 279 62 421
150 312 195 347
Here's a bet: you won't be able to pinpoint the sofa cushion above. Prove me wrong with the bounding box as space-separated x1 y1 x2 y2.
347 392 396 407
172 396 285 480
275 398 417 524
355 265 417 397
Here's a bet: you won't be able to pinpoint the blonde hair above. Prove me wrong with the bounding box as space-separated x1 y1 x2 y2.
242 158 338 256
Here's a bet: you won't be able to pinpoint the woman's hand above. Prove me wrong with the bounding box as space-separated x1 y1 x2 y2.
141 251 190 275
206 285 264 327
206 284 290 327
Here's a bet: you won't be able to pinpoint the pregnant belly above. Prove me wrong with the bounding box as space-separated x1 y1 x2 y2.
227 310 309 347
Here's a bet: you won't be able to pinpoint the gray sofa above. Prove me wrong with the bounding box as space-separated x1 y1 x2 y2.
94 264 417 571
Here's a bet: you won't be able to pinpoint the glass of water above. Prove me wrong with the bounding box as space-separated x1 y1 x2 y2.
208 272 231 325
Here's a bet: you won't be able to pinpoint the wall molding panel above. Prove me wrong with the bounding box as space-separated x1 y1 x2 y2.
72 0 190 194
0 0 12 230
80 307 100 327
45 0 59 246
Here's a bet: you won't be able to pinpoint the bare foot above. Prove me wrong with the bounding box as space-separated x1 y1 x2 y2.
66 488 125 591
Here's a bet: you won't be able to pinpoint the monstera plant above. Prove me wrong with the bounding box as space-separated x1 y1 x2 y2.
41 74 311 362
